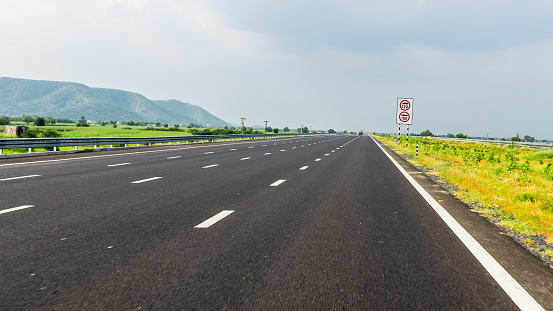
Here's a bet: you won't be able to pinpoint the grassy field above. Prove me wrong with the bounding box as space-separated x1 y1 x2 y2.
0 124 202 154
376 135 553 261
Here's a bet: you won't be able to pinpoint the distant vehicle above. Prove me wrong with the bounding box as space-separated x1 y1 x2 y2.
358 130 363 136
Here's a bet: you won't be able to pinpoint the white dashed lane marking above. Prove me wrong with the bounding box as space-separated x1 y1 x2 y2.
202 164 219 169
315 158 321 162
240 157 251 160
107 163 130 167
264 153 272 155
167 156 182 159
299 166 309 170
270 179 286 187
0 175 41 181
204 152 215 154
0 205 34 215
131 177 163 184
195 210 235 228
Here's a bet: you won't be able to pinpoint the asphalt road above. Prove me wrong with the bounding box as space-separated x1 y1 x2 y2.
1 135 552 310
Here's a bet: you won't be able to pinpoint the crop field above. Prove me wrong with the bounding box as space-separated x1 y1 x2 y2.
376 135 553 261
0 124 200 154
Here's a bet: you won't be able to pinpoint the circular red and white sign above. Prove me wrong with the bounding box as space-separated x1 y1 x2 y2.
399 100 410 111
399 111 410 122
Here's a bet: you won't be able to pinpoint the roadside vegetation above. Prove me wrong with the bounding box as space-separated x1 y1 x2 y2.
376 134 553 262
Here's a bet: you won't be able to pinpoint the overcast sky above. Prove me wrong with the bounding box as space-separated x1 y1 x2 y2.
1 0 552 138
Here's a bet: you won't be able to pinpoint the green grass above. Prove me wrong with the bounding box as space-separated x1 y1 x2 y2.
375 134 553 256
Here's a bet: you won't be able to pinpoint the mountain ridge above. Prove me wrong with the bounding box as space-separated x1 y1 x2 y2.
0 77 230 126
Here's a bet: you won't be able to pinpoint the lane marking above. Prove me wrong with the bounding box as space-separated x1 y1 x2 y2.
315 158 321 162
240 157 251 160
299 166 309 170
194 210 235 228
262 145 268 146
264 153 272 155
331 150 336 153
166 156 182 159
107 163 130 167
204 152 215 154
229 149 237 151
292 147 297 149
0 175 41 181
0 205 34 215
301 145 305 147
372 137 545 311
325 154 330 156
280 150 286 152
202 164 219 169
248 146 255 148
131 177 163 184
270 179 286 187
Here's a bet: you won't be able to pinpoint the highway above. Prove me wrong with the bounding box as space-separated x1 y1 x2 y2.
1 135 552 310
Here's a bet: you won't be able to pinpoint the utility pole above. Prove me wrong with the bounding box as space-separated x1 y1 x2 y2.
241 118 246 134
264 120 269 133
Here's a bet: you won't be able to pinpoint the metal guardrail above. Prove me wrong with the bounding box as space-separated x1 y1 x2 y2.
0 133 311 155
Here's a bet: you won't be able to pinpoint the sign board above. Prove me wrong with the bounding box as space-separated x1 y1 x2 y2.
396 97 413 125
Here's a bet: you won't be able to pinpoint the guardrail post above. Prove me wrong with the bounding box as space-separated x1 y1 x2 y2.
94 145 97 149
416 144 419 156
28 148 32 153
54 146 57 152
110 145 113 148
125 144 128 147
75 146 78 150
0 149 3 154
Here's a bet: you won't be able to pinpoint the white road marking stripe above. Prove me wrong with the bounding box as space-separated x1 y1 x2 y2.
204 152 215 154
372 137 545 311
229 149 237 151
292 147 297 149
248 146 254 148
166 156 182 159
270 179 286 186
299 166 309 170
240 157 251 160
331 150 336 152
315 158 321 161
107 163 130 167
131 177 163 184
280 150 286 152
262 145 268 146
0 205 34 215
325 154 330 156
202 164 219 169
264 153 272 155
0 175 41 181
195 210 235 228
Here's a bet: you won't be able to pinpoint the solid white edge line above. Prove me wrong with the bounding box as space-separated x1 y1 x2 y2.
270 179 286 186
107 162 131 167
131 177 163 184
0 175 41 181
202 164 219 168
0 205 34 215
371 136 544 311
194 210 234 228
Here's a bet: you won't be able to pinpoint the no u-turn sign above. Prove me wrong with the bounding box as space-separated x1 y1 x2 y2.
396 97 413 125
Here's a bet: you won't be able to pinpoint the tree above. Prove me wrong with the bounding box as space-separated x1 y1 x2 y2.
273 128 279 133
0 115 10 125
447 133 455 138
523 135 535 142
283 126 290 132
46 118 56 125
128 120 135 126
33 117 46 126
511 136 521 142
77 116 87 125
155 122 161 127
100 121 106 126
266 126 273 133
328 129 336 133
420 130 434 137
22 115 33 125
456 133 467 138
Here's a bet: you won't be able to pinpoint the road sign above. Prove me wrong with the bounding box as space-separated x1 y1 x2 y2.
396 98 413 125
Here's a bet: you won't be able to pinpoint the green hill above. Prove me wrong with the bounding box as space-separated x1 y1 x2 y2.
0 77 230 127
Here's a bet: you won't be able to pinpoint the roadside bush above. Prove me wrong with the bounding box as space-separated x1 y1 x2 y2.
40 129 61 138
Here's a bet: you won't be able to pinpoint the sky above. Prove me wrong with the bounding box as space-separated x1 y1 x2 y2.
1 0 552 138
